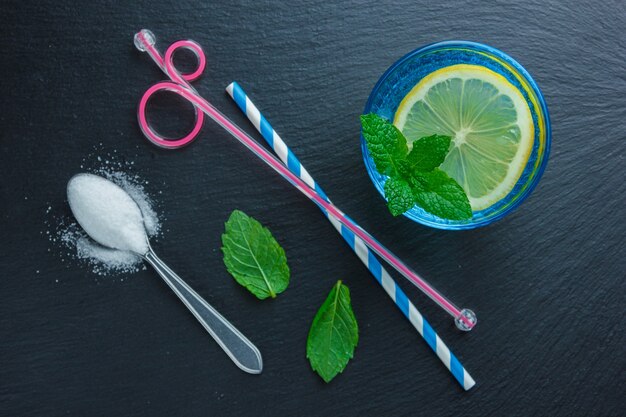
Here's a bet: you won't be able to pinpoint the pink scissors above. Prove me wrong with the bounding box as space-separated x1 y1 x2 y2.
134 29 476 330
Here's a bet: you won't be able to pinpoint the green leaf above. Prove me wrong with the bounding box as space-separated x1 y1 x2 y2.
221 210 290 299
384 177 415 216
306 281 359 383
359 114 472 221
360 113 408 177
409 169 473 220
406 134 452 172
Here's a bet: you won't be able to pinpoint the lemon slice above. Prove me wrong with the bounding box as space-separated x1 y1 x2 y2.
394 64 534 211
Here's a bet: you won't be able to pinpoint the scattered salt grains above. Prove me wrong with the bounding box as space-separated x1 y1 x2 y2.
46 150 164 277
75 234 142 272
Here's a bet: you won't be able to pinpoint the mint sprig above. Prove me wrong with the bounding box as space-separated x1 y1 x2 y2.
361 113 472 220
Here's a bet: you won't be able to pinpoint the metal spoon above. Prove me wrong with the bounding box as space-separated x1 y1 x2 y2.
67 173 262 374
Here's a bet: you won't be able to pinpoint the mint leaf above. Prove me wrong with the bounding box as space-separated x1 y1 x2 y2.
306 280 359 383
384 177 415 216
221 210 290 299
360 113 408 177
409 169 472 220
360 114 471 220
406 134 452 172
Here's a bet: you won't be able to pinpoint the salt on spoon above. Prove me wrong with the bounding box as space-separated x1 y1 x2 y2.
67 174 149 254
67 173 262 374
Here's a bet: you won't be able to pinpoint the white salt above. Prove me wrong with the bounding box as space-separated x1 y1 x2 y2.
58 222 143 274
76 236 140 267
103 171 160 236
67 173 149 255
47 153 162 276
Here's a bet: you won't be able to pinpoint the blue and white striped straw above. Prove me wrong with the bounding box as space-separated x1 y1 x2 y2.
226 82 475 390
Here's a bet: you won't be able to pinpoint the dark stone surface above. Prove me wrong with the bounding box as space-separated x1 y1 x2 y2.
1 0 624 415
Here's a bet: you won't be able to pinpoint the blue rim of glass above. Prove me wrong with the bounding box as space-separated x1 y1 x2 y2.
361 40 551 230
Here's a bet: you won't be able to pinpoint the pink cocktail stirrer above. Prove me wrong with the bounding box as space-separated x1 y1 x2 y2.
133 29 477 331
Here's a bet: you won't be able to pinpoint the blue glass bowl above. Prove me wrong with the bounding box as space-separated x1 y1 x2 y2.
361 41 551 230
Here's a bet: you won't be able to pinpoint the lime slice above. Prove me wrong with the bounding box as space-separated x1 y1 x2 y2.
394 64 534 211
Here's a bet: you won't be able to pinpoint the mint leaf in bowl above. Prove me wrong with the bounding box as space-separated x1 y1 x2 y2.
384 177 415 216
360 113 471 221
360 113 408 177
409 169 473 221
406 134 451 172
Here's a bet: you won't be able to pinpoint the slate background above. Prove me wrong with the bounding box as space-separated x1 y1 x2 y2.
1 0 625 416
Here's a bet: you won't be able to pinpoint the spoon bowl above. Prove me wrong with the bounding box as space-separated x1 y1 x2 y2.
67 173 149 254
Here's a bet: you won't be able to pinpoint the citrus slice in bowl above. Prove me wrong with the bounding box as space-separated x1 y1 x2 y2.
394 64 534 211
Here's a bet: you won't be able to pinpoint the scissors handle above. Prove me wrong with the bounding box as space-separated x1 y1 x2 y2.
135 30 207 148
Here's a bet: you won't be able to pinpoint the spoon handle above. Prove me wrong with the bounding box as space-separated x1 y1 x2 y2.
144 250 263 374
